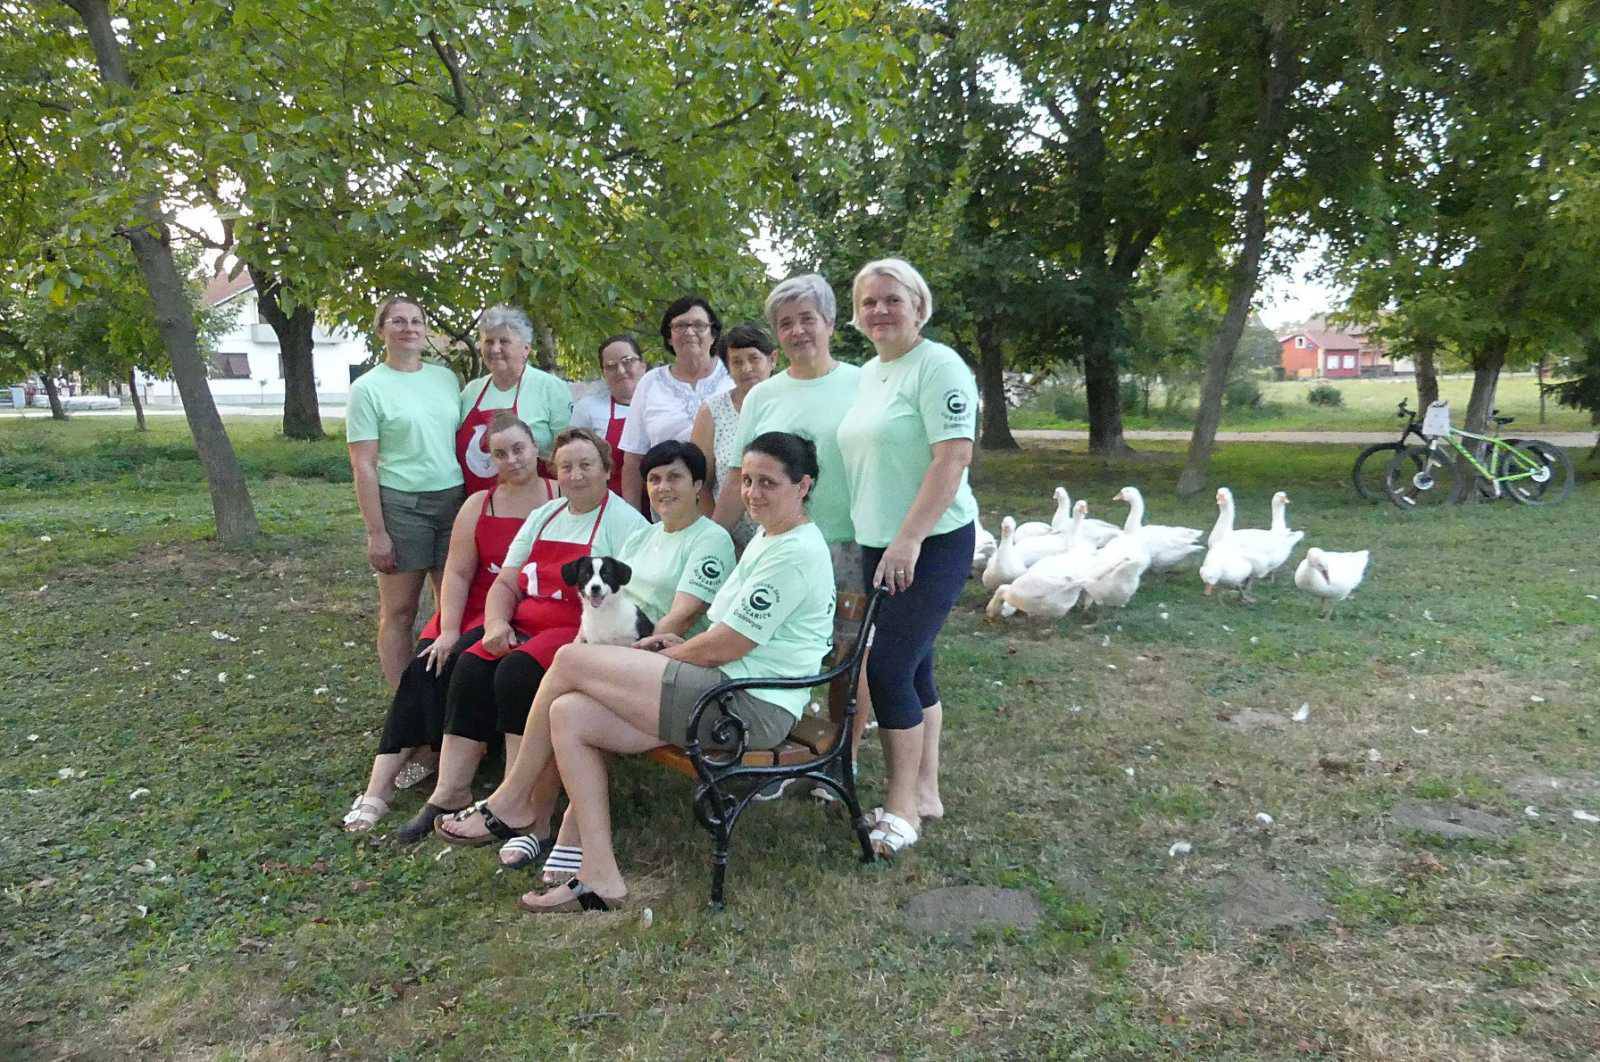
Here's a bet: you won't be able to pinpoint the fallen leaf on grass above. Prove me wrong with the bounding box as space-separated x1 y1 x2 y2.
210 630 238 642
129 787 150 801
1168 841 1192 857
236 937 269 953
1573 810 1600 824
350 879 377 892
128 859 157 875
1292 703 1310 722
1525 806 1540 818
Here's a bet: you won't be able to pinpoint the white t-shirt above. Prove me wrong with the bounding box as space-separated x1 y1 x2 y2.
571 387 629 433
617 361 732 456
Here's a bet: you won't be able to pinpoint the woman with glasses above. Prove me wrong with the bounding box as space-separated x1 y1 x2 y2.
571 334 648 498
456 306 572 492
347 295 466 691
615 295 732 511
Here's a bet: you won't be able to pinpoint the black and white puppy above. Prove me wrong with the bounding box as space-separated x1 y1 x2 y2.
561 555 654 646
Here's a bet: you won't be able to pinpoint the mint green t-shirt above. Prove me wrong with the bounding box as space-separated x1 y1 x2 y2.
620 516 735 634
460 368 573 456
733 362 861 544
835 339 978 548
707 521 835 719
345 362 464 492
501 494 651 593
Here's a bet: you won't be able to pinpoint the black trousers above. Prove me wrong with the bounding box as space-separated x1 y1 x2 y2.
443 650 547 742
376 627 485 754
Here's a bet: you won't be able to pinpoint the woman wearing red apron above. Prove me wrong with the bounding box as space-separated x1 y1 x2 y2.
571 334 649 503
343 413 554 834
456 306 574 487
432 428 648 851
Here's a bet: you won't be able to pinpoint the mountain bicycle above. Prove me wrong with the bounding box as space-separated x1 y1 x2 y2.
1351 398 1427 502
1383 405 1574 509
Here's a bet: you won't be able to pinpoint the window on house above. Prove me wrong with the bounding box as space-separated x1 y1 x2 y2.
1343 354 1356 369
209 353 251 380
1294 336 1308 348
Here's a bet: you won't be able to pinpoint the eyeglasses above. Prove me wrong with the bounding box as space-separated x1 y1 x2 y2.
602 355 642 376
669 322 711 336
385 316 426 328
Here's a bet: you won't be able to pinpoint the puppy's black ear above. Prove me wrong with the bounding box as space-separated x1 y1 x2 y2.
560 558 585 588
610 558 631 585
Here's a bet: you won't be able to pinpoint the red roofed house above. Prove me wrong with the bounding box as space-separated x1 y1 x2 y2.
1277 318 1400 379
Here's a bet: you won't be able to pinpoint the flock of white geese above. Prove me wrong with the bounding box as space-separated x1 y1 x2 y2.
977 486 1369 622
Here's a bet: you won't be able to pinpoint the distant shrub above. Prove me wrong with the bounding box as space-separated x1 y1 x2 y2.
1121 378 1144 412
1224 378 1263 410
1307 383 1344 407
1051 388 1088 421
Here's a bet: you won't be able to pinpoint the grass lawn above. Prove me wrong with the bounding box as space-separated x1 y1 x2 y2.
4 416 1599 1059
1013 371 1600 434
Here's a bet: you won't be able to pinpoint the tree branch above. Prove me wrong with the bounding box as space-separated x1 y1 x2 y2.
427 30 476 118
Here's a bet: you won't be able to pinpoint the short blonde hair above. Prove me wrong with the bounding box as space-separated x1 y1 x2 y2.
551 426 614 475
849 258 933 331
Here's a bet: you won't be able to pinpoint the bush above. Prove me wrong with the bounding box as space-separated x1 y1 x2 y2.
1307 383 1344 407
1121 378 1145 413
1050 387 1088 421
1224 377 1263 410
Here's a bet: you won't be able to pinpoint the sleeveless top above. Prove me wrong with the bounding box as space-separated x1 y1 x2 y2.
708 390 757 552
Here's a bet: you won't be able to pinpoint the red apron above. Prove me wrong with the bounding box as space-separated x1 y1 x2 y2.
419 485 536 641
455 369 525 495
467 494 609 668
602 397 628 497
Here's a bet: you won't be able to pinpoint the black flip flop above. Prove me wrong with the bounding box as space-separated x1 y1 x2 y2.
516 879 628 914
433 801 536 848
392 801 466 845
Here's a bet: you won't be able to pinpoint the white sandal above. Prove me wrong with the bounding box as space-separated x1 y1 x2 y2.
393 759 435 791
541 844 582 885
341 794 390 833
868 810 918 858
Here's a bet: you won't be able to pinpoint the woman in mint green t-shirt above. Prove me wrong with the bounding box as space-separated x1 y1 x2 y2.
434 432 831 913
347 295 466 691
836 258 978 862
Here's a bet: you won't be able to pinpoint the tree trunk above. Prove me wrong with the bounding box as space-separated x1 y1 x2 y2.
127 368 147 431
67 0 259 543
1537 357 1546 424
1177 21 1293 497
249 263 324 440
536 324 558 373
1451 336 1508 504
1413 344 1439 410
39 372 67 420
1081 324 1129 455
976 315 1018 451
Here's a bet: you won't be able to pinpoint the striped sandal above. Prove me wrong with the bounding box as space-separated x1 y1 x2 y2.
541 844 582 885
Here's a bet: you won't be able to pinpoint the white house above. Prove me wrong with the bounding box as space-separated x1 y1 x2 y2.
147 270 374 406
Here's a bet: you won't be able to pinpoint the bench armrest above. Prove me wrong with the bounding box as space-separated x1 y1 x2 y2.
682 587 885 764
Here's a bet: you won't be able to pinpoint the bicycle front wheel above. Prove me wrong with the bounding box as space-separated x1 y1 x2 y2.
1352 442 1405 502
1386 444 1459 509
1505 441 1574 506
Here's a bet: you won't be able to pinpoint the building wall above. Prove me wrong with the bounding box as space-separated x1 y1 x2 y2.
145 292 375 405
1279 337 1319 378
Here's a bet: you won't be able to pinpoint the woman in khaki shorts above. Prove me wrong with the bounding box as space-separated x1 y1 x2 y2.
435 431 834 914
346 295 467 690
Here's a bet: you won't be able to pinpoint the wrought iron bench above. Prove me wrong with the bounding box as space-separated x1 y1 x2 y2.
644 588 885 908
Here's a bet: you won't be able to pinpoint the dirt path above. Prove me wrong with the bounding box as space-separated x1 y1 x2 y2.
1015 428 1598 446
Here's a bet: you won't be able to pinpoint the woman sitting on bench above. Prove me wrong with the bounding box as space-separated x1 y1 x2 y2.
437 431 835 913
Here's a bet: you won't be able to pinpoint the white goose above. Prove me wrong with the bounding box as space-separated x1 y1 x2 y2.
986 502 1101 619
1050 487 1121 548
1114 486 1204 572
971 517 998 577
1199 488 1304 601
982 516 1069 589
1013 488 1070 541
1295 547 1369 618
1075 528 1151 613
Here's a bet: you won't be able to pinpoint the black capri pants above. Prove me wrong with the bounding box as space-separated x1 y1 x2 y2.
859 521 975 731
376 627 484 754
443 650 547 742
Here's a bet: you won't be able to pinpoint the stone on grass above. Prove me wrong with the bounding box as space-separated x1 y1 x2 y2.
902 886 1043 942
1390 801 1513 841
1214 869 1328 931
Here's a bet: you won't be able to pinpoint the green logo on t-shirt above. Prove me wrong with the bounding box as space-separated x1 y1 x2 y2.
698 556 724 582
944 388 969 417
743 584 779 618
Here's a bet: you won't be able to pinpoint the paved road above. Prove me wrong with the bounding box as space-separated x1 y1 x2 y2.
1015 428 1597 447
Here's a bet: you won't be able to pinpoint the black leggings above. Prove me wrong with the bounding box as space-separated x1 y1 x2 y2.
443 651 547 742
376 628 484 754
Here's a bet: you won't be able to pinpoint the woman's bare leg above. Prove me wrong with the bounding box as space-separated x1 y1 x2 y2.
439 644 671 840
521 690 661 907
375 570 426 689
361 751 408 806
423 734 486 810
917 702 943 820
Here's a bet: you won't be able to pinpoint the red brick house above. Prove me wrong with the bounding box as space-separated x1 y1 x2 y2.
1277 319 1393 379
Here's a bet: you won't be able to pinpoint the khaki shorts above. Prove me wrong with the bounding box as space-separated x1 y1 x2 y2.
829 540 864 595
379 485 465 572
658 659 796 751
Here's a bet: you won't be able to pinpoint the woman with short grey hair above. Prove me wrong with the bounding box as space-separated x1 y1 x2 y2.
723 274 862 586
456 305 573 492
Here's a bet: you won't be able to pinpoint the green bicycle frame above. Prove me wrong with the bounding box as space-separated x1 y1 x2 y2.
1425 427 1547 496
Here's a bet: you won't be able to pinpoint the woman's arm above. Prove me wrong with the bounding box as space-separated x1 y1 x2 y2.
620 451 645 510
661 621 757 669
688 404 717 517
348 441 395 573
648 591 713 640
873 438 972 592
418 492 486 671
480 562 523 657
